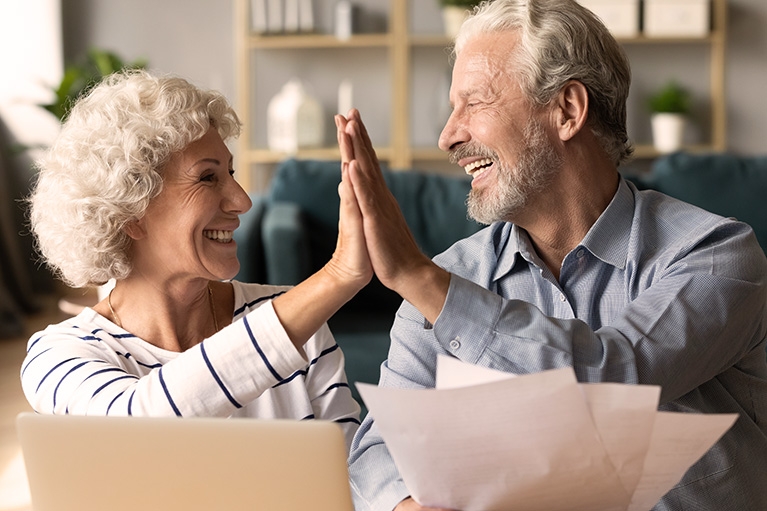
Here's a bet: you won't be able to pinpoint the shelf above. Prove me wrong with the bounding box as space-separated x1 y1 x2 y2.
616 34 720 45
235 0 727 192
247 33 392 49
411 34 720 47
632 143 724 159
243 146 393 164
409 35 452 47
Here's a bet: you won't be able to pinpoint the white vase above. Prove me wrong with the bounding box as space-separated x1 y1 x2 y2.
267 79 324 154
442 6 470 39
651 113 686 154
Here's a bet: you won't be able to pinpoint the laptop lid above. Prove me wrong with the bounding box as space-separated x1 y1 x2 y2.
16 413 354 511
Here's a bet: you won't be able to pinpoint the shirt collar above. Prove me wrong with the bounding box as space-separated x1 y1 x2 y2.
491 178 634 281
491 223 531 281
578 178 634 270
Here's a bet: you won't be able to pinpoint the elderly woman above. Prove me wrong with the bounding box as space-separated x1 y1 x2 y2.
21 70 371 448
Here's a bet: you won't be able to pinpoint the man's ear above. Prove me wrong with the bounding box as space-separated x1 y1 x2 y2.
123 218 146 240
554 80 589 142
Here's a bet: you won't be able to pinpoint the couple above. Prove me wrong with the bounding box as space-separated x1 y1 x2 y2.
22 1 767 510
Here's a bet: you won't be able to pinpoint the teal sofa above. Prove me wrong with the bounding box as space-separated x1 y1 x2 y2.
234 158 482 412
639 152 767 254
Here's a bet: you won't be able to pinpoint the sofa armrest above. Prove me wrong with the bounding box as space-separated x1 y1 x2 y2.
233 195 266 284
261 200 312 286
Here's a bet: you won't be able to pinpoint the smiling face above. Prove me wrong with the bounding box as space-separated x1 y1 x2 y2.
129 128 252 283
439 31 563 225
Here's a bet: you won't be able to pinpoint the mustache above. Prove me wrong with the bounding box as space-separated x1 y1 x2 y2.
448 143 499 165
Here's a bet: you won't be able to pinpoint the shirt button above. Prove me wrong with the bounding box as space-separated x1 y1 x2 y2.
576 249 585 258
449 338 461 350
559 293 567 302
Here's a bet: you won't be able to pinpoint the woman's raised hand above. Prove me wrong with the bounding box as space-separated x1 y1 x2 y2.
323 158 373 293
334 110 449 324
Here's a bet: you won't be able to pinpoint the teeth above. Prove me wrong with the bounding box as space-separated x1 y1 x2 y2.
464 158 493 176
203 230 233 243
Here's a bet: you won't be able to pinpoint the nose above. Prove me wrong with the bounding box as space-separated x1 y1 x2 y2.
438 109 468 153
224 177 252 215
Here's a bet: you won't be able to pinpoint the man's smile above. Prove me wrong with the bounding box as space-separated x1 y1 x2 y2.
463 157 494 178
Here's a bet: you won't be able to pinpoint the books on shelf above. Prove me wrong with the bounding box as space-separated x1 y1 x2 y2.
251 0 314 34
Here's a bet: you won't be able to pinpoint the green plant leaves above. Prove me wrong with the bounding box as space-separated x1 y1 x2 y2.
39 48 147 122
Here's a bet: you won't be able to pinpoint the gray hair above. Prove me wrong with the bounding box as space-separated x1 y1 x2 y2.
29 70 241 288
455 0 633 165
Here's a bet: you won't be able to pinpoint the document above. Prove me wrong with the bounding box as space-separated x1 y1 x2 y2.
356 356 737 511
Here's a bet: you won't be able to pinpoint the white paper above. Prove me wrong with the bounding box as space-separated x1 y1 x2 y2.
357 357 737 511
627 411 737 511
359 368 630 511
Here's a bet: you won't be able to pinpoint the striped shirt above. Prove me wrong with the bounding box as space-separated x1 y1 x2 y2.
21 281 361 450
349 179 767 510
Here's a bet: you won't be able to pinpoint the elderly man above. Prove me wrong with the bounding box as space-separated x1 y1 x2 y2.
336 0 767 510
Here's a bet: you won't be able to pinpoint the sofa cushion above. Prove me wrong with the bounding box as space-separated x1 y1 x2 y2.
647 152 767 253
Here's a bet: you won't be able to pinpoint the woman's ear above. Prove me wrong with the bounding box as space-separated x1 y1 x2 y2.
555 80 589 142
123 219 146 240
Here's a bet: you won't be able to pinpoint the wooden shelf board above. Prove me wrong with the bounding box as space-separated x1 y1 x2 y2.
247 33 392 49
617 34 718 44
631 143 722 159
409 35 453 47
242 146 393 164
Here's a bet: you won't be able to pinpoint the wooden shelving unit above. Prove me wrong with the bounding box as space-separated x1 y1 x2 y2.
234 0 727 191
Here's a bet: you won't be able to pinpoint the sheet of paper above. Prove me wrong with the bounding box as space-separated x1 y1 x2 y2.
578 383 659 497
627 411 738 511
436 356 660 498
359 357 738 511
358 367 630 511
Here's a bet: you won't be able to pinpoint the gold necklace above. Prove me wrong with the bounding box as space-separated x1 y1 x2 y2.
207 282 220 333
107 288 122 328
107 283 219 333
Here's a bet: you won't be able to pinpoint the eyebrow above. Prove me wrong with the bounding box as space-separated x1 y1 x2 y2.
185 156 234 174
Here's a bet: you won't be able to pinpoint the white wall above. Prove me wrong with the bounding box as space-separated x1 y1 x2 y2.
0 0 63 152
726 0 767 155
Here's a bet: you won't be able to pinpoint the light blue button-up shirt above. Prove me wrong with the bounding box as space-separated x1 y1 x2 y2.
349 179 767 511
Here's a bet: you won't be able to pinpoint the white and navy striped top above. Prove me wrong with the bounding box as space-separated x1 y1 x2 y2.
21 281 361 450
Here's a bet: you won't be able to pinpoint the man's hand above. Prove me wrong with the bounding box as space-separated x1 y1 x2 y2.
334 110 450 324
394 496 458 511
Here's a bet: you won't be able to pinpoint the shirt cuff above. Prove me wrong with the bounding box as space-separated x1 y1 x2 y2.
432 273 504 365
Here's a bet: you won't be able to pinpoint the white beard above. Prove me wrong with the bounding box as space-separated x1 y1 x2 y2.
465 118 563 225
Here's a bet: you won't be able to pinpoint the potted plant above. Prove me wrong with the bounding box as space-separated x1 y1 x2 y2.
647 81 691 154
438 0 482 38
42 48 147 122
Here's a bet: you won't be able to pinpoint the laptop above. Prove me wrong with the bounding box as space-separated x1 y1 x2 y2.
16 413 354 511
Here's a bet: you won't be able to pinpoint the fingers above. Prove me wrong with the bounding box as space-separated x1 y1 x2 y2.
338 161 362 225
335 114 354 164
345 121 383 196
347 108 373 148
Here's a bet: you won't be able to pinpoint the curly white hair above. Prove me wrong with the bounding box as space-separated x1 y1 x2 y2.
29 70 241 288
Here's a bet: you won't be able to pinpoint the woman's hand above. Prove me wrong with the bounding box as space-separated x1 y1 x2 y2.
334 110 450 324
270 125 372 349
323 159 373 293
